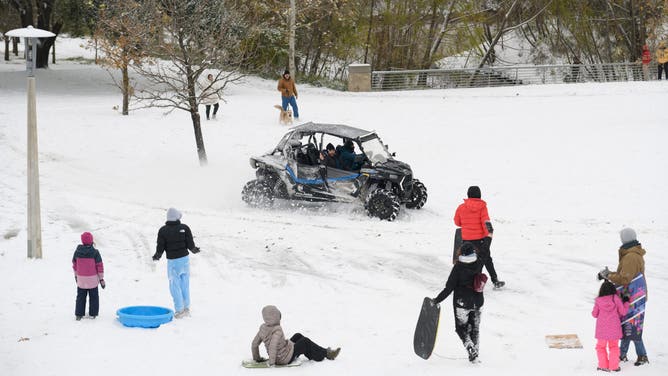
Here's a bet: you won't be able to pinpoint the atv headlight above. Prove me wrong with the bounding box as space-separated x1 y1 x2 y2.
250 159 257 168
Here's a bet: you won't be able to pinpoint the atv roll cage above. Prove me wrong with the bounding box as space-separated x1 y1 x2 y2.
273 122 393 170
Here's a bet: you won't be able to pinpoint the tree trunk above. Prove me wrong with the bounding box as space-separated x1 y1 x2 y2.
4 38 9 61
188 81 207 166
122 65 130 115
190 109 208 166
630 0 637 61
12 37 19 56
288 0 296 75
52 40 55 64
364 0 375 64
36 38 55 68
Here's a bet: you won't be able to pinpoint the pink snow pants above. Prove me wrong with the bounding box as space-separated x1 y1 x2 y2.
596 339 620 370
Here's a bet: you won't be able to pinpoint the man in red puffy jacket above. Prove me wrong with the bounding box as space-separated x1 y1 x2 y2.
454 186 505 289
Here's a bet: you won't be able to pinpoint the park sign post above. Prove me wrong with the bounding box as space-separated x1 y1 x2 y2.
5 26 55 259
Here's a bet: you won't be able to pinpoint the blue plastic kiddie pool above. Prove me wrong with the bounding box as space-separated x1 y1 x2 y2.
117 306 173 328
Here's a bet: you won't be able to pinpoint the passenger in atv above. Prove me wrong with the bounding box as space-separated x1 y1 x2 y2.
319 143 338 168
336 140 364 171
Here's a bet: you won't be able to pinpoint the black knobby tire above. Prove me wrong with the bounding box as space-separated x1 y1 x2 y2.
241 180 274 207
271 178 289 199
366 189 401 221
405 179 428 209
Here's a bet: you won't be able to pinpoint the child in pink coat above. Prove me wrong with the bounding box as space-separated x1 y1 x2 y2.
592 281 629 371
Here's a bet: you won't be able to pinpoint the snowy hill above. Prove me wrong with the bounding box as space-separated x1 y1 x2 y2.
1 39 667 376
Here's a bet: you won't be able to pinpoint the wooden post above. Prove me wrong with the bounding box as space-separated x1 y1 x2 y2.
27 75 42 259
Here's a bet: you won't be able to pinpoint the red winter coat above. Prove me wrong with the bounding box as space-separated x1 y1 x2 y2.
642 48 651 65
454 198 491 240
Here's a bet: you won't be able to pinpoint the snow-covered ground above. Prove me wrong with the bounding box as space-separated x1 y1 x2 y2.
1 38 667 376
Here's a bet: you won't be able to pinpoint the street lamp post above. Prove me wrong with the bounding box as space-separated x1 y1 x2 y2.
5 26 55 259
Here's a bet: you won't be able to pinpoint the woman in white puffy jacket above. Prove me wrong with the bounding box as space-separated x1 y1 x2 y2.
200 74 220 120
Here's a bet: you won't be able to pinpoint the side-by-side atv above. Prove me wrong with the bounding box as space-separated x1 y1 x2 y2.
242 122 427 221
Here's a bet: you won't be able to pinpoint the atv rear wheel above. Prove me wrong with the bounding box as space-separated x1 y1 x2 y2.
405 179 427 209
242 179 274 207
366 189 401 221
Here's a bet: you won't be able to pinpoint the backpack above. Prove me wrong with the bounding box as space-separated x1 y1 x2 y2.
472 273 488 293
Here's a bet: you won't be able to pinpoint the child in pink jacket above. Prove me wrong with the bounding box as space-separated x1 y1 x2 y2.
592 281 629 371
72 232 105 320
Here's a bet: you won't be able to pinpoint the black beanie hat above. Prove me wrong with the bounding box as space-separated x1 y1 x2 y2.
283 69 290 76
467 186 481 198
460 242 475 256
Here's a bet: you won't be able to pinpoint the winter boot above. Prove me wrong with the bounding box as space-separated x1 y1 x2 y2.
634 355 649 366
466 345 479 362
326 347 341 360
493 281 505 289
76 316 83 321
184 308 191 317
174 310 187 319
596 368 610 372
619 354 628 362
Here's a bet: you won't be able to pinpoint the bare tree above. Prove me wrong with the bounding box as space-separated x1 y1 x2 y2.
94 0 150 115
132 0 249 166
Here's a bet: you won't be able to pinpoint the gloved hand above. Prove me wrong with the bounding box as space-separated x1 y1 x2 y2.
597 267 610 281
621 294 630 303
100 279 106 289
74 275 78 283
192 247 201 254
152 255 160 261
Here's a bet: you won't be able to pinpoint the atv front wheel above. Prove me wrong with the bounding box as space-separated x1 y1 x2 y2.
405 179 428 209
366 189 401 221
241 179 274 207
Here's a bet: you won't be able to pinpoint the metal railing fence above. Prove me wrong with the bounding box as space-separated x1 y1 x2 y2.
371 62 654 91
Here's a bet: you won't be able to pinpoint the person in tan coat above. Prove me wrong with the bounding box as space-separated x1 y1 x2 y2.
656 42 668 80
251 305 340 366
277 70 299 119
598 228 649 366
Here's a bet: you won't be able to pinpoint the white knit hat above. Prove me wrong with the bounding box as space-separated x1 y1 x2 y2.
620 228 637 244
166 207 182 221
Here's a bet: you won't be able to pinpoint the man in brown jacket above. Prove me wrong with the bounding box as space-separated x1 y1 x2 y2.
598 228 649 366
251 305 340 366
278 70 299 119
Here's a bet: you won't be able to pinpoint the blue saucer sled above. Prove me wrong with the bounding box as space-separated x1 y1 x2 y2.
117 306 173 328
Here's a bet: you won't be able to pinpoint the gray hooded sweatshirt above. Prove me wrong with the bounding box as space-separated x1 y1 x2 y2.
251 306 295 365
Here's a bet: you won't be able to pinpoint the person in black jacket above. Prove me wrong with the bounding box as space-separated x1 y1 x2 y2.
153 208 200 319
319 143 338 168
433 242 484 362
